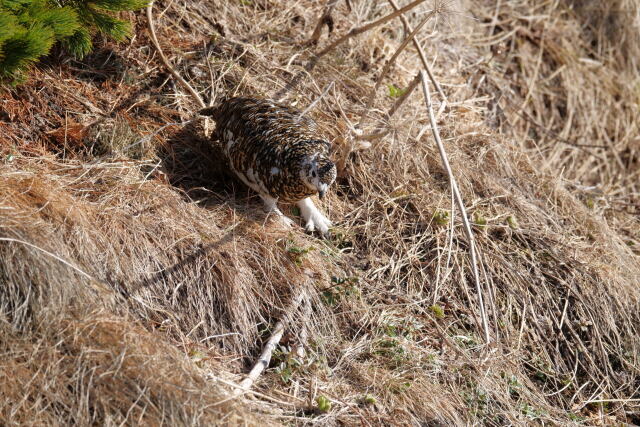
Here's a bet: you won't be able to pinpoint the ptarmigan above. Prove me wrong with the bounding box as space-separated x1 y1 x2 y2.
200 97 336 235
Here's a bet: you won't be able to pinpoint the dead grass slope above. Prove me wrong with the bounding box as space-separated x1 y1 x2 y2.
1 0 639 425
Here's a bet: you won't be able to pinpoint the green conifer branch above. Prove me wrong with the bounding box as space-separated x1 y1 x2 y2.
0 0 148 84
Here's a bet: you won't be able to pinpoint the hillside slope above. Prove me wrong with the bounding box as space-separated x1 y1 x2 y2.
1 0 639 425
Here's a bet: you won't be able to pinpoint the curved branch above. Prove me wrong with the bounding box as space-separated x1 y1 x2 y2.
146 0 206 109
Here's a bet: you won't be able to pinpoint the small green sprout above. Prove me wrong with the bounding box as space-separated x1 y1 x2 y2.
519 402 546 419
316 395 332 413
506 215 519 230
387 84 408 98
321 276 360 306
390 381 412 394
273 347 302 384
363 394 377 405
584 197 595 209
286 241 315 265
568 413 584 422
474 213 487 227
433 210 450 226
429 304 445 319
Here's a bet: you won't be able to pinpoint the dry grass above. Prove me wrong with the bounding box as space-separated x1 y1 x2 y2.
0 314 255 426
469 0 639 219
1 0 639 425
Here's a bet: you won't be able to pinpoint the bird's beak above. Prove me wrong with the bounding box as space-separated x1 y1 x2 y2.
318 184 328 200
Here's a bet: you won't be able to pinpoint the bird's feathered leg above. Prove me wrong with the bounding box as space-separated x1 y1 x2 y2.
260 194 295 228
297 197 332 235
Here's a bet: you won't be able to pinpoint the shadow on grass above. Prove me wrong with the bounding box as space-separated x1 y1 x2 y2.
156 118 269 223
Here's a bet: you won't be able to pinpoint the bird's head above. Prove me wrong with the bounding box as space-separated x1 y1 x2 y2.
302 153 337 199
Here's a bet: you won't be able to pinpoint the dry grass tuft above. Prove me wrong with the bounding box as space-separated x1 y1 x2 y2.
1 0 639 424
0 314 255 425
469 0 639 210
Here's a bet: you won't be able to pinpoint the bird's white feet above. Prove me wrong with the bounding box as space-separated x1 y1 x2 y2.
297 197 332 235
261 195 294 228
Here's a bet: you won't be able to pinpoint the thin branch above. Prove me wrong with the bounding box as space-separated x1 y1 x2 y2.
275 0 427 99
358 9 436 129
387 72 420 118
298 81 335 119
233 291 306 396
234 321 285 395
352 71 421 144
306 0 340 45
316 0 428 58
200 332 241 343
419 70 491 344
388 0 448 115
292 297 312 359
147 0 206 109
122 121 189 152
583 398 640 404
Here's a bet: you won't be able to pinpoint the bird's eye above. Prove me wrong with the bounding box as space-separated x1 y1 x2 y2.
311 171 316 178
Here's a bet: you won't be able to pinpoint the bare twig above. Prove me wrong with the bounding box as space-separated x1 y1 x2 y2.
354 130 388 142
316 0 428 58
121 121 190 152
275 0 427 99
292 297 312 359
298 81 335 119
234 321 285 395
419 70 491 344
358 9 436 129
388 0 448 115
583 398 640 404
146 0 206 109
350 70 421 145
233 291 306 395
306 0 339 45
387 72 420 118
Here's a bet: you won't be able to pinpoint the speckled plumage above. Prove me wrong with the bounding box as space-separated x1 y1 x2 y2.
200 97 336 234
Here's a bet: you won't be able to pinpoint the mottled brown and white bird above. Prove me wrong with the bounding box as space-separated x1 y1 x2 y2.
200 97 336 235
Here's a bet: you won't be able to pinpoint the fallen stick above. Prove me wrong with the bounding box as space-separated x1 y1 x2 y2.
233 291 306 396
419 70 491 344
146 0 206 109
234 321 285 395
